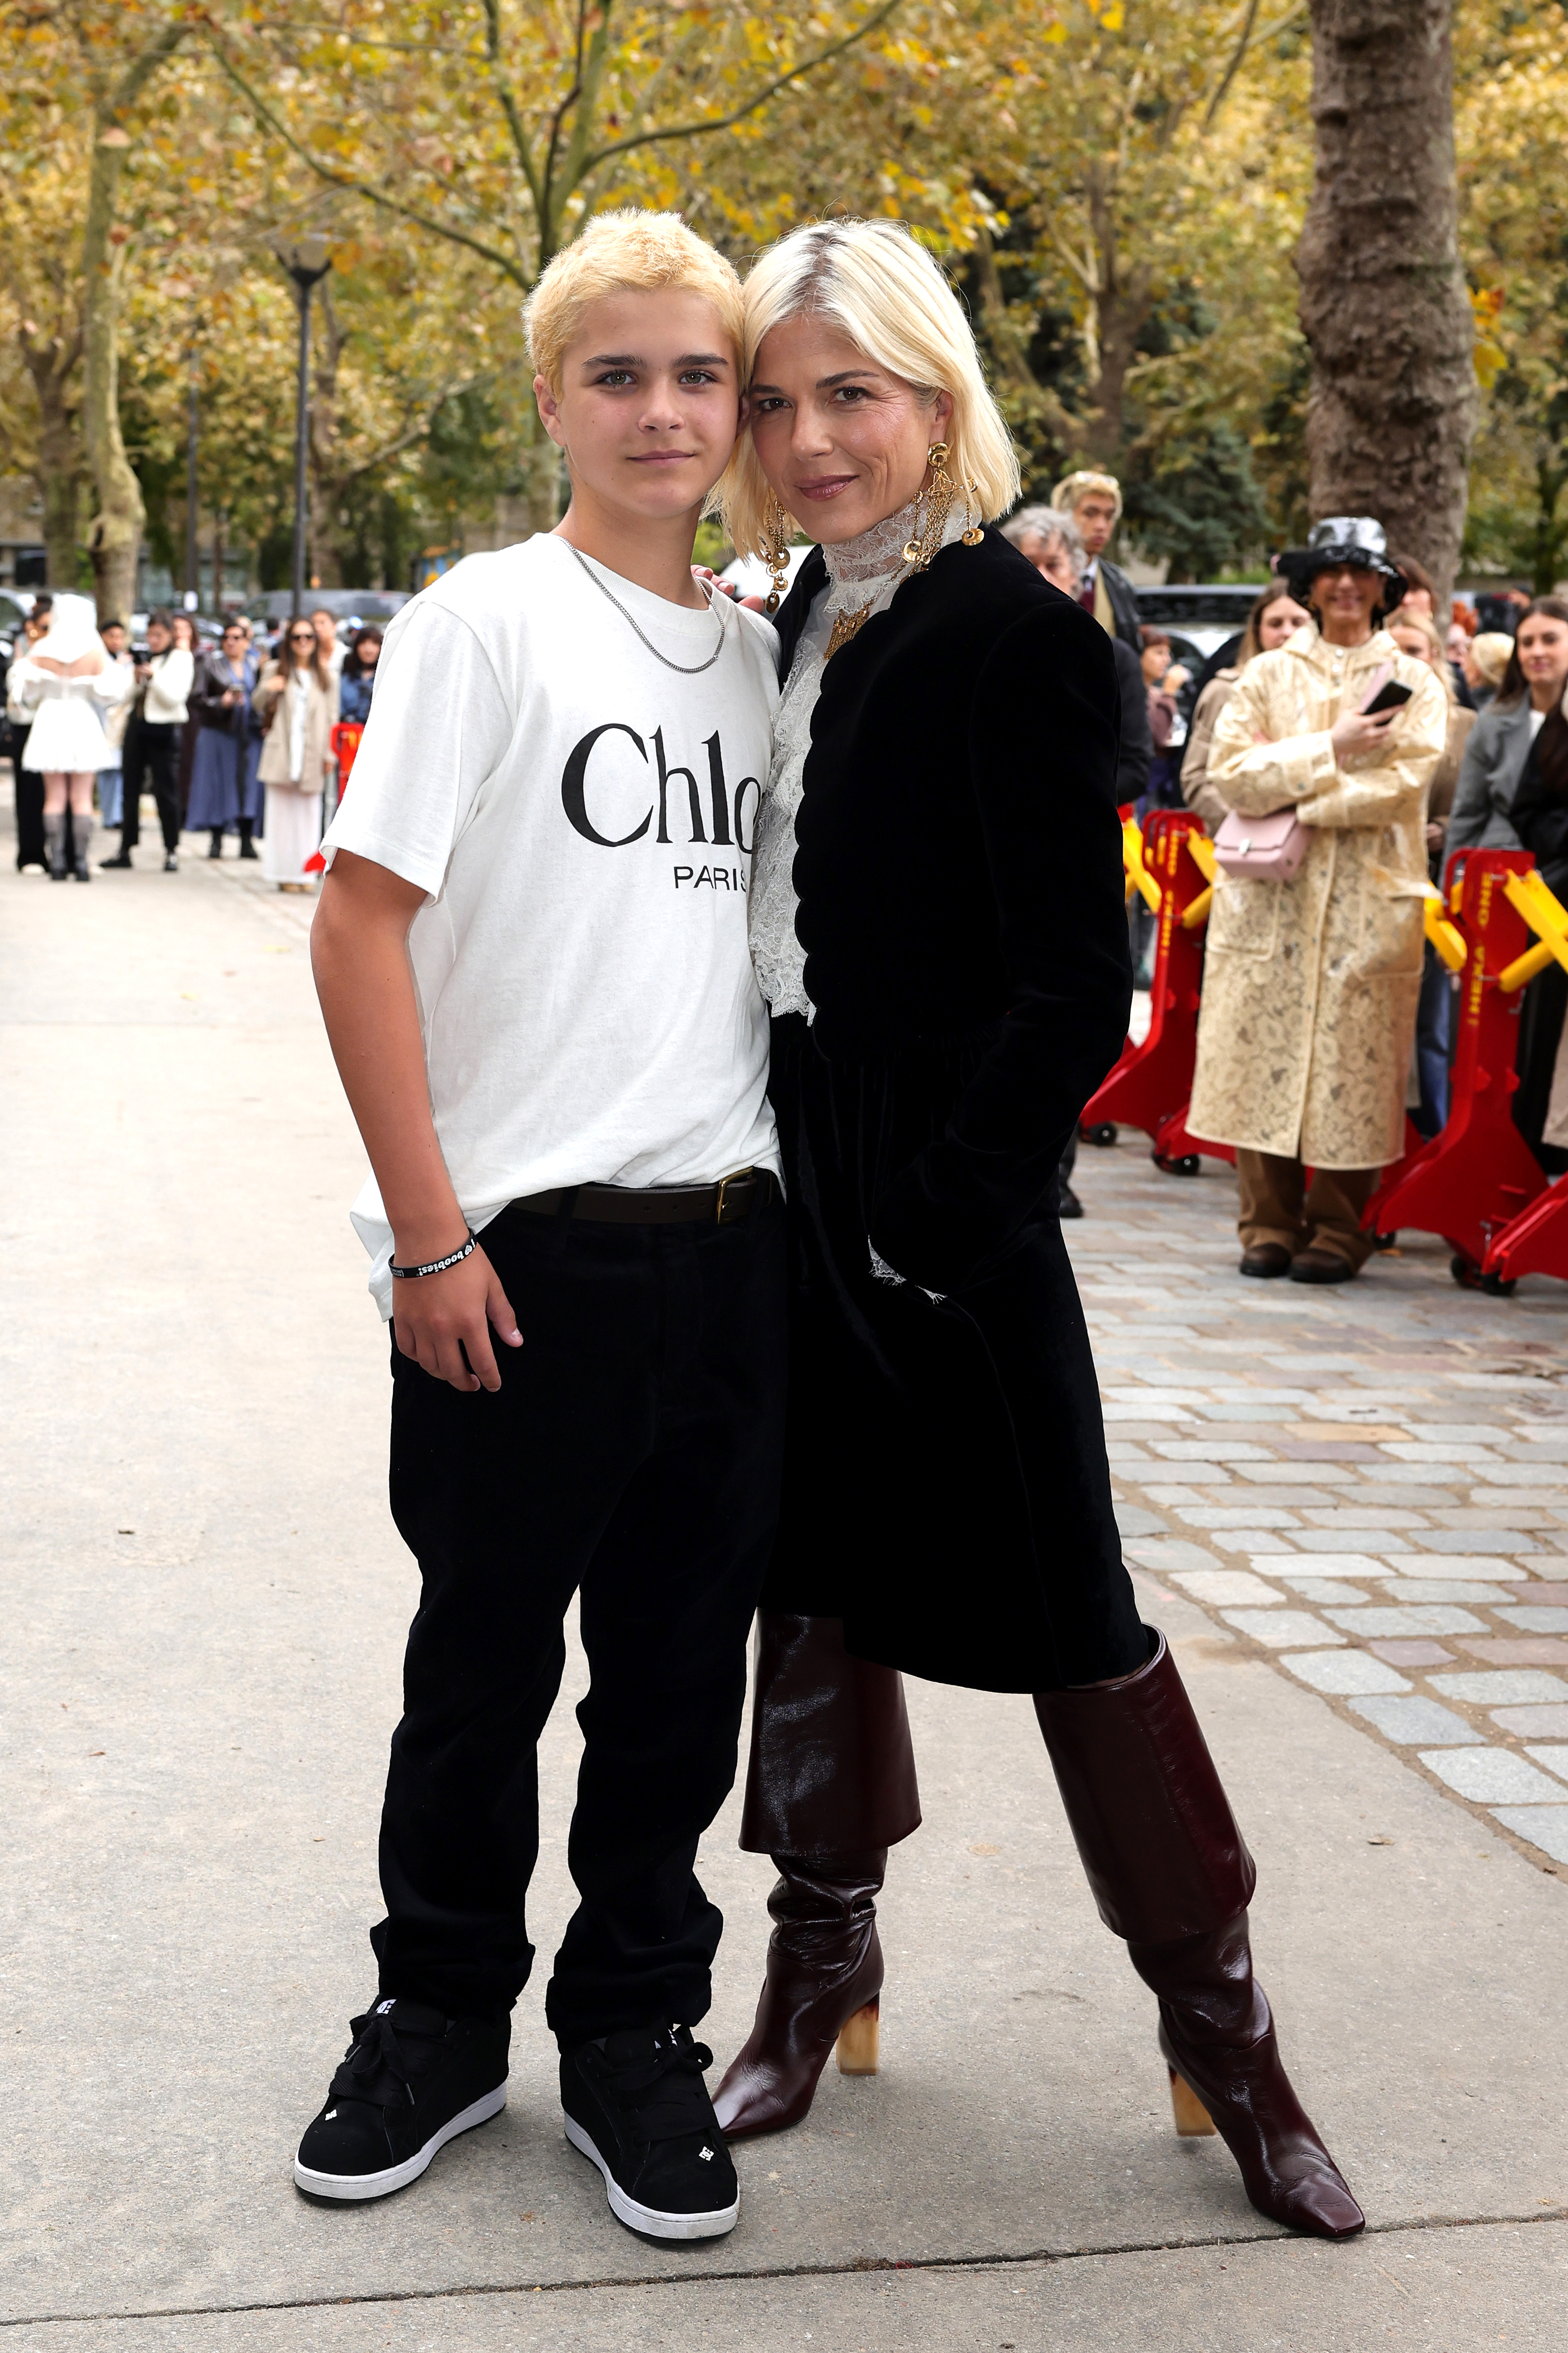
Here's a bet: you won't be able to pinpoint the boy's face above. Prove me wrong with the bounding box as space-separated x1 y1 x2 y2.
1074 492 1118 556
537 289 741 523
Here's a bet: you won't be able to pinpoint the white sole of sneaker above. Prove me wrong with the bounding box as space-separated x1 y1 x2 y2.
293 2083 507 2202
563 2113 740 2241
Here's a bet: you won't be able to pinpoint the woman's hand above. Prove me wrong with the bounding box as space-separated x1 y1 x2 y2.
390 1243 522 1392
1329 707 1398 761
1426 817 1447 853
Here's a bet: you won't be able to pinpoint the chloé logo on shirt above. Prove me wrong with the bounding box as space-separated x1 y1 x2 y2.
562 723 760 855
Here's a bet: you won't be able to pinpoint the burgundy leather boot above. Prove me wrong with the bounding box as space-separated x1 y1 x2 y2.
1035 1631 1364 2241
714 1614 921 2140
712 1849 885 2137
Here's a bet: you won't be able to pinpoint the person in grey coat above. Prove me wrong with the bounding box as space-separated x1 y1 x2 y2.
1447 598 1568 856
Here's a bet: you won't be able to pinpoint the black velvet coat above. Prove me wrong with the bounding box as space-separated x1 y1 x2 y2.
759 528 1144 1694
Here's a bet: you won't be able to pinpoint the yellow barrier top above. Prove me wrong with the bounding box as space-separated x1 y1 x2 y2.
1122 818 1162 915
1499 869 1568 994
1423 884 1468 973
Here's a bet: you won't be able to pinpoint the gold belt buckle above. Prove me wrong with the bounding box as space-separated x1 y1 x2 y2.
715 1168 753 1224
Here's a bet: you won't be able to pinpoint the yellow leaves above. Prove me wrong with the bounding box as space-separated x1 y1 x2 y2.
1471 283 1507 391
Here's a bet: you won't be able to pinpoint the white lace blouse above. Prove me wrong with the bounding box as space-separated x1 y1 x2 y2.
750 497 971 1019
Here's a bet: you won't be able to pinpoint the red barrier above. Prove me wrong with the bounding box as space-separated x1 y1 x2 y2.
1482 1178 1568 1289
332 720 365 786
1085 810 1219 1168
304 723 365 877
1363 849 1546 1270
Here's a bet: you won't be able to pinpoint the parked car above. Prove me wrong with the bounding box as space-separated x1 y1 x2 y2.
1133 584 1262 669
249 588 412 629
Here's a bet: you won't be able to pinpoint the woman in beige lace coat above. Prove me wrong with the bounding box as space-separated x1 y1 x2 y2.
1187 520 1447 1283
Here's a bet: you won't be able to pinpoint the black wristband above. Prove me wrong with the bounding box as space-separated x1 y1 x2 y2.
390 1230 477 1280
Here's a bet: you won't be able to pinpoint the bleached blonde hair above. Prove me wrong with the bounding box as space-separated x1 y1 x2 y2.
1052 469 1124 524
524 209 745 398
721 218 1021 560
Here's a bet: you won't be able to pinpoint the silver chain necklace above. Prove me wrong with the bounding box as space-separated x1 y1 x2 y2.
565 541 728 675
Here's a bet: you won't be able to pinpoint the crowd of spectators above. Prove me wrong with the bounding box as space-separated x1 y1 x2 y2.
5 603 378 888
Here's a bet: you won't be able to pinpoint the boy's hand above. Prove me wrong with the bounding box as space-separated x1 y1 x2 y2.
391 1245 523 1392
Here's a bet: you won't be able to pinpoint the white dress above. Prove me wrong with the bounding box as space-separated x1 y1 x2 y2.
750 496 971 1020
17 664 131 773
263 685 323 884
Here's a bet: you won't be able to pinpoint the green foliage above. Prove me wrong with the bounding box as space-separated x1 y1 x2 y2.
1122 419 1272 581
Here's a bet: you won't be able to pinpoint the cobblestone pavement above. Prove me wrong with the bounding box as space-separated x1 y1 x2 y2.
1068 1121 1568 1876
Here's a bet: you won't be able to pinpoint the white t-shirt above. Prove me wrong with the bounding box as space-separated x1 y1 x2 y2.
323 534 782 1318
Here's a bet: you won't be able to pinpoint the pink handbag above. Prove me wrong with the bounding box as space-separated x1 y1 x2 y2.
1213 806 1307 883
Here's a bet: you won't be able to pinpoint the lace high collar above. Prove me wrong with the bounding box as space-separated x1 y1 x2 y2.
817 494 975 615
821 497 924 589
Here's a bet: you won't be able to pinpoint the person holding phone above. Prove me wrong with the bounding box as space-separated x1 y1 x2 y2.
1187 518 1448 1282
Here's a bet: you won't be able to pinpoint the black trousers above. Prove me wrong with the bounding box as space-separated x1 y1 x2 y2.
119 717 181 851
13 763 45 869
373 1190 788 2046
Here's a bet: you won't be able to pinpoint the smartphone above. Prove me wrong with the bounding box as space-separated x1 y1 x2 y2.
1362 678 1413 715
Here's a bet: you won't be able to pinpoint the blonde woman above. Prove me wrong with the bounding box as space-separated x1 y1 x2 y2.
713 218 1362 2242
1182 581 1312 833
255 617 338 889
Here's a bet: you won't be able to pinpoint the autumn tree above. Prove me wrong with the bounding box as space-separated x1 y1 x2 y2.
1455 0 1568 592
208 0 901 526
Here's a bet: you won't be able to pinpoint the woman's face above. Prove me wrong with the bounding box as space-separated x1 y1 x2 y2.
172 615 195 649
1141 641 1170 684
286 624 318 667
221 626 247 662
357 635 381 669
1390 623 1441 672
1516 614 1568 695
1309 564 1382 633
746 316 953 546
1258 594 1310 650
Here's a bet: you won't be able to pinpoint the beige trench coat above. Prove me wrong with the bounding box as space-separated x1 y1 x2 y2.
255 662 337 787
1187 625 1448 1168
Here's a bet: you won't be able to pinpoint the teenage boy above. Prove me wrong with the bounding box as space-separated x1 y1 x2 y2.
298 211 786 2243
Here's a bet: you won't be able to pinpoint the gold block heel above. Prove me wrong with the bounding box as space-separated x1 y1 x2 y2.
835 1998 880 2075
1168 2065 1217 2137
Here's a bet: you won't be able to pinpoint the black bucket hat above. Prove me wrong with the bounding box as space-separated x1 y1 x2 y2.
1278 517 1407 617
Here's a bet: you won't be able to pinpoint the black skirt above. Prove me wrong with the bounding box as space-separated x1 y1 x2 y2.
760 1012 1144 1695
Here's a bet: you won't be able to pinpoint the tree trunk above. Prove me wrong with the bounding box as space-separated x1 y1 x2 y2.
82 26 186 623
21 332 85 587
1296 0 1475 608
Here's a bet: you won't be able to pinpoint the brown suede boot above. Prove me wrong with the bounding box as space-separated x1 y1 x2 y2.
1035 1631 1364 2241
712 1850 885 2138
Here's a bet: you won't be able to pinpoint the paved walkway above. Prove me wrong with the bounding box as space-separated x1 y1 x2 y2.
1075 1125 1568 1874
5 815 1567 2349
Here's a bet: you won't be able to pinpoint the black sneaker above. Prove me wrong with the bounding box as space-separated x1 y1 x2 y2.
293 1996 508 2202
561 2023 739 2241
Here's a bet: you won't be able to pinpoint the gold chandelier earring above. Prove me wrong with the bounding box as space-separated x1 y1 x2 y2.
761 496 793 614
902 441 956 571
962 478 984 547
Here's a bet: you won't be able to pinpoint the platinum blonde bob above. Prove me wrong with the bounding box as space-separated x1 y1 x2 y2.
722 218 1021 560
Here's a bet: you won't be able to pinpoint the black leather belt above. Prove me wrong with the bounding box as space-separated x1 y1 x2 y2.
515 1169 775 1226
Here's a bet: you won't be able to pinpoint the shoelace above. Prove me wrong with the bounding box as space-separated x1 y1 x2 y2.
609 2031 717 2146
329 2008 436 2109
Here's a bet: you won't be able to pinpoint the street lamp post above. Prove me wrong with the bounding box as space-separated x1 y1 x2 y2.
184 343 200 613
279 236 332 622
